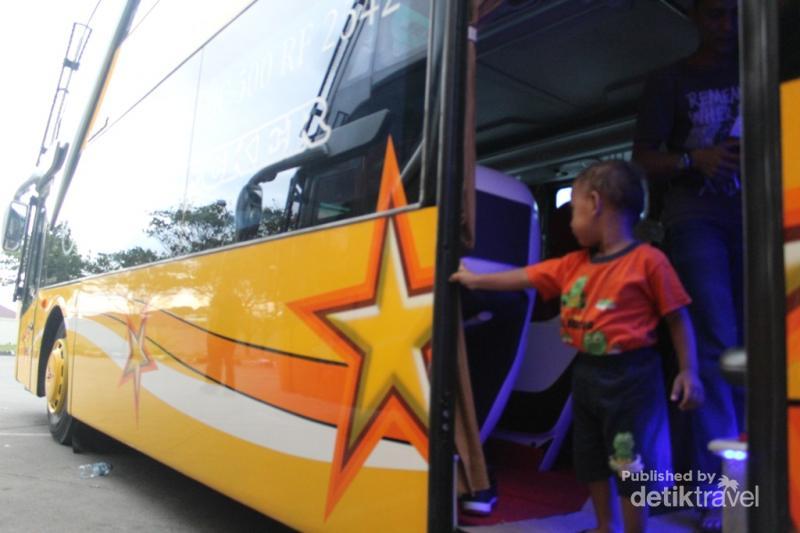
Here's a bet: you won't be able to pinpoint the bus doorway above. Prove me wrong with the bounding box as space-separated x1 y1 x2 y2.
453 1 766 530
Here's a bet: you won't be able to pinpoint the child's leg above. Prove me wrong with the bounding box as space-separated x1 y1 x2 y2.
619 496 647 533
587 478 621 532
602 350 670 533
572 354 622 532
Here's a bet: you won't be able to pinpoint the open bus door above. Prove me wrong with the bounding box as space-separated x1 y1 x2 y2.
427 0 470 531
446 1 800 531
750 1 800 530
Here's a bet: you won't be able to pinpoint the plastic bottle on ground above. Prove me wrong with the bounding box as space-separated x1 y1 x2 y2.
78 462 113 479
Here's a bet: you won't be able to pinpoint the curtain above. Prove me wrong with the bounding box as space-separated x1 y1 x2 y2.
455 0 506 496
461 0 504 250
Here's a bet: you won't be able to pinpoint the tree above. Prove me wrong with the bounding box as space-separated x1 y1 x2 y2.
259 203 287 237
85 247 161 274
5 200 290 283
42 223 86 285
146 201 288 255
0 251 19 286
147 201 235 256
1 224 86 289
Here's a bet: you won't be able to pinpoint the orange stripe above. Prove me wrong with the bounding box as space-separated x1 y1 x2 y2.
142 310 409 441
395 213 435 291
787 307 800 333
380 136 434 292
147 312 346 416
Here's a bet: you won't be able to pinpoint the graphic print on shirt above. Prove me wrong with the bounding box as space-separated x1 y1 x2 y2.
684 86 740 149
595 298 616 311
561 276 588 309
560 275 624 355
561 275 606 355
684 86 741 196
583 330 608 355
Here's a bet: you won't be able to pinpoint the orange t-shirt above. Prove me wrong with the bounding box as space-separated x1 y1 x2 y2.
525 243 691 355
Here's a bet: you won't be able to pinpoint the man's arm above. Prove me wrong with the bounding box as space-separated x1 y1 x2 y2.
632 67 740 182
633 141 740 183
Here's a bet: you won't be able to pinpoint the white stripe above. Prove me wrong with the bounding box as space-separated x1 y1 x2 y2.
74 319 426 471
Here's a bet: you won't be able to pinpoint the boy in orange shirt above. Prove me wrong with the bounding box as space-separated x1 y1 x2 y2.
451 161 704 533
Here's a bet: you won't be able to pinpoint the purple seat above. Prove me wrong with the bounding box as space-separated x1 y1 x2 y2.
462 165 540 443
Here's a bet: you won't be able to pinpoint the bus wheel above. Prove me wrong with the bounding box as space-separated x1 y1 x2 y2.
44 323 74 444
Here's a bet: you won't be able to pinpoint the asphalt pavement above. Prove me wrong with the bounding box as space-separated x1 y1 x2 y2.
0 355 293 532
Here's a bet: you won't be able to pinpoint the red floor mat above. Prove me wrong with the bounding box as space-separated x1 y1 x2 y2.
458 439 588 527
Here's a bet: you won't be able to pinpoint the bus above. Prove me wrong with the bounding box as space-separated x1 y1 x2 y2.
2 0 798 531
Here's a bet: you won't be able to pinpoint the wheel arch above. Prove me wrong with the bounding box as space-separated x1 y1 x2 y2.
36 306 66 398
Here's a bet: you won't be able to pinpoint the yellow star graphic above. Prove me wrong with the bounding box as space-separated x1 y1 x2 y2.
119 311 158 421
287 136 435 517
327 223 432 448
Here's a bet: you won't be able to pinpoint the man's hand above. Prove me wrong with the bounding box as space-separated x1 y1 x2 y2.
670 370 705 411
691 139 740 182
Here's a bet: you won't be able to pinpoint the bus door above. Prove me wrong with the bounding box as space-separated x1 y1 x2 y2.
736 1 799 530
4 144 67 393
4 194 40 388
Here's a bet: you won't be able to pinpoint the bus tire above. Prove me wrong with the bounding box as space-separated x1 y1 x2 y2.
44 322 75 445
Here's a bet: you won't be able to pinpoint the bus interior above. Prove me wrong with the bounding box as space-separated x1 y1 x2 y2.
458 0 742 530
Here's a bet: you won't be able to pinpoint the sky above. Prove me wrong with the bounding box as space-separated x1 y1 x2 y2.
0 0 105 311
0 1 105 207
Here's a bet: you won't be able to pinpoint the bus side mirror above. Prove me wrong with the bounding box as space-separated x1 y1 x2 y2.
234 109 392 241
235 183 263 242
246 109 391 186
2 201 28 252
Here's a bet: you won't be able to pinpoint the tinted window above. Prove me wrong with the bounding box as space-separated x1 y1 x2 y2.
52 55 201 282
185 0 430 248
89 2 252 138
326 0 428 173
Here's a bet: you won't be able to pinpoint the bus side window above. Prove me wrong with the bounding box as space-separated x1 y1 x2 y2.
294 135 387 230
185 0 430 248
54 54 201 279
290 0 430 231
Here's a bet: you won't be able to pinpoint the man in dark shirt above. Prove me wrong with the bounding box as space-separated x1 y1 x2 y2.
633 1 741 530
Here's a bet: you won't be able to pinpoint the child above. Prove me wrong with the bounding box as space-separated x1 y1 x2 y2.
451 161 704 533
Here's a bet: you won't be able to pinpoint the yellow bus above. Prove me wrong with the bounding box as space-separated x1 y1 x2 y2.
2 0 798 531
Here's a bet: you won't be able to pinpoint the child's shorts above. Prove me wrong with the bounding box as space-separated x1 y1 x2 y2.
572 346 672 497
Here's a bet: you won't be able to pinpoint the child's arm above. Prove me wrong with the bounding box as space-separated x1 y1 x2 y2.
449 263 532 291
664 307 704 411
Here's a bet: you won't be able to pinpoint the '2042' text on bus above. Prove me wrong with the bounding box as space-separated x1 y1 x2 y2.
2 0 799 531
